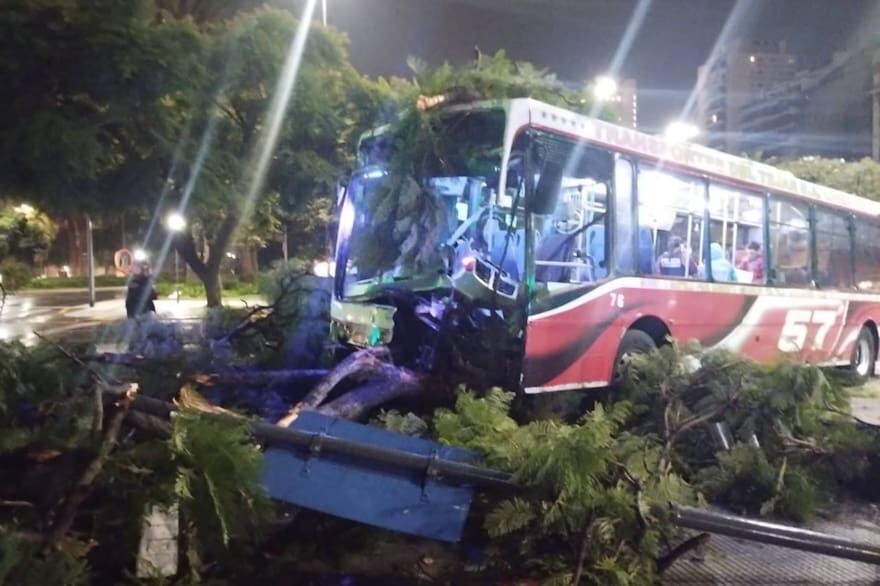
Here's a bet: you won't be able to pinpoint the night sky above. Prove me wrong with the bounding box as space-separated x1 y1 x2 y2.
307 0 880 132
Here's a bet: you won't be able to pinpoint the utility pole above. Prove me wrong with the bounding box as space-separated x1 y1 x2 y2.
282 222 289 262
86 215 95 307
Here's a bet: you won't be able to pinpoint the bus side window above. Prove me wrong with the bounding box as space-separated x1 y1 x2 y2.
768 197 811 285
815 208 852 289
613 158 634 274
532 135 613 285
637 166 704 279
854 219 880 291
708 183 765 284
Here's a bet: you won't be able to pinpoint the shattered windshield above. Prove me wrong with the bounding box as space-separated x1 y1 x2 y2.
337 108 508 298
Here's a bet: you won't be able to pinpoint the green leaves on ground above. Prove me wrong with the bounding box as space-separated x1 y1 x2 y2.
435 388 695 585
170 411 273 558
620 342 878 522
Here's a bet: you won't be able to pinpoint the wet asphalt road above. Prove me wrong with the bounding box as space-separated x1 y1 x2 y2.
0 288 128 343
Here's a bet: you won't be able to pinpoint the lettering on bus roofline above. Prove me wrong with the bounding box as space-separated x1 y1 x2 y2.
527 100 880 217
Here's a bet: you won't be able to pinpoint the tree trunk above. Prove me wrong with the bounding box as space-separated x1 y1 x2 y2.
68 215 85 277
317 371 423 420
238 245 258 283
204 265 222 307
171 215 238 307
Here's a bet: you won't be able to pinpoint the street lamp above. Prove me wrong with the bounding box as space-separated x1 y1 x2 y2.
165 212 186 303
133 249 148 262
592 75 618 102
165 212 186 233
664 121 701 143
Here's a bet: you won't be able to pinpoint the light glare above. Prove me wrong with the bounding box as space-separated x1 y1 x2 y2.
592 76 618 101
664 121 701 143
165 212 186 232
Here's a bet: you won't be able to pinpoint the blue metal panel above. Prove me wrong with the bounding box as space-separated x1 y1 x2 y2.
261 411 477 542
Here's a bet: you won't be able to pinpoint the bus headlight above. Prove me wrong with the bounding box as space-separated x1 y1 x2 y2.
313 260 335 278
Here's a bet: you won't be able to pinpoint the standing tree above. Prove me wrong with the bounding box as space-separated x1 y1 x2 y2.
775 156 880 200
0 0 206 275
167 7 383 305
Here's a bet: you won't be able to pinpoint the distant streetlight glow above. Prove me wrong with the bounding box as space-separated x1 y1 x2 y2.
165 213 186 303
664 121 701 143
592 75 618 101
133 249 148 262
165 212 186 232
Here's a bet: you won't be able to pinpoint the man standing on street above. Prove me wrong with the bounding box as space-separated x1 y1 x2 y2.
125 262 157 318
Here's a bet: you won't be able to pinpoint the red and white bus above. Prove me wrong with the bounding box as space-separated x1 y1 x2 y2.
332 97 880 392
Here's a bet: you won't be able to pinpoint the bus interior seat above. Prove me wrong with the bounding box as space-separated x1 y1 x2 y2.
534 230 570 282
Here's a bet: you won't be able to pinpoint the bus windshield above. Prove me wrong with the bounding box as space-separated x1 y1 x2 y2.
336 108 508 299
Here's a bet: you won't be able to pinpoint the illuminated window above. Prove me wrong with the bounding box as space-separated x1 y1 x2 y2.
769 197 811 286
855 219 880 291
709 184 765 283
815 208 852 289
531 134 613 285
637 167 705 279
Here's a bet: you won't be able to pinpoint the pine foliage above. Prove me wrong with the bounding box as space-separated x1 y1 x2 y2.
0 528 91 586
619 342 879 521
435 388 695 585
0 341 90 454
170 410 274 561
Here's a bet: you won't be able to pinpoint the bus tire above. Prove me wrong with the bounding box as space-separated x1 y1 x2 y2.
611 329 656 389
850 326 876 383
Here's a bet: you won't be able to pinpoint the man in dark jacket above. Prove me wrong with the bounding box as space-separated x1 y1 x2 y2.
125 262 157 318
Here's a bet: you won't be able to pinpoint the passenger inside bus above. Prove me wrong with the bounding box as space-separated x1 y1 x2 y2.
655 236 698 277
699 242 737 282
736 241 765 283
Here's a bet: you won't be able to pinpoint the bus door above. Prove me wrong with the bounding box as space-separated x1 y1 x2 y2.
522 132 615 391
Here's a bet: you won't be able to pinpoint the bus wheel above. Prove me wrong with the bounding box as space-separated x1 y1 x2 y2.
611 329 656 390
850 326 876 383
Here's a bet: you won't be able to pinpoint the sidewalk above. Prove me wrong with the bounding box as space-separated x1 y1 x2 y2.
21 286 127 294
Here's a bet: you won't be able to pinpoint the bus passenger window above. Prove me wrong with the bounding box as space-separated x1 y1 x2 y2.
709 184 765 283
769 198 811 285
854 219 880 291
637 167 704 279
532 135 613 286
815 209 852 289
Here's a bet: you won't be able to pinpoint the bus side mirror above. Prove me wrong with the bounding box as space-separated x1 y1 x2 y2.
533 161 563 215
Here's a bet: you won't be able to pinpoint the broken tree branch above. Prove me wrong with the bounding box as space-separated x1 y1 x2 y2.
317 367 424 420
43 384 138 552
92 385 103 437
277 346 392 427
35 331 119 387
656 532 711 573
193 369 329 389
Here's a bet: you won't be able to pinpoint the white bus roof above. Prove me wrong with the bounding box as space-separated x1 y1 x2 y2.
518 98 880 218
